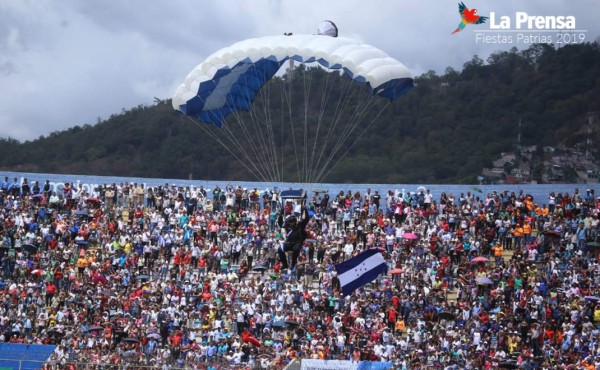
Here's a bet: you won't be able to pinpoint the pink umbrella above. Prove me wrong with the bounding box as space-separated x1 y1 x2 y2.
93 275 108 285
403 233 418 240
470 256 489 263
390 268 403 275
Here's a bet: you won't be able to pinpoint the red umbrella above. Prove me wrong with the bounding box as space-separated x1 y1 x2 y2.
242 331 261 347
544 230 560 238
86 197 101 204
390 268 402 275
403 233 418 240
470 256 489 263
31 269 45 276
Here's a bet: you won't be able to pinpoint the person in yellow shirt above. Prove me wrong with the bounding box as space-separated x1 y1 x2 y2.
492 243 504 265
522 221 532 245
507 333 519 354
76 255 88 279
395 317 405 335
513 224 524 250
593 305 600 323
581 359 595 370
123 238 133 254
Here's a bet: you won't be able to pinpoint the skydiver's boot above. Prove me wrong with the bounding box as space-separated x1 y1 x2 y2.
278 246 289 270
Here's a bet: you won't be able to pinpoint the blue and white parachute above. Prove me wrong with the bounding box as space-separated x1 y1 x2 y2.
172 32 413 183
172 34 413 126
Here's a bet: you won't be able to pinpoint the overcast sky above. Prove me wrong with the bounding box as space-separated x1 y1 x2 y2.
1 0 598 141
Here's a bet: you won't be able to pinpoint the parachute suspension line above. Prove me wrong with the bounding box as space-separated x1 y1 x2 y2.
256 81 282 182
282 70 301 183
330 90 378 158
220 120 273 182
309 68 340 182
309 69 331 179
311 72 364 183
224 108 269 181
227 102 276 183
227 69 280 182
252 81 282 182
301 66 314 183
235 77 279 182
308 76 359 183
306 69 338 184
315 100 390 183
279 77 285 182
183 116 269 182
314 94 381 183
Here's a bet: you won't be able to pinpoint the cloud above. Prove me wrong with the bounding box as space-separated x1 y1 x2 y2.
0 0 598 141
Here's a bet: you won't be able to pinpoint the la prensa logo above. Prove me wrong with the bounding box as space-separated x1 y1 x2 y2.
451 2 488 34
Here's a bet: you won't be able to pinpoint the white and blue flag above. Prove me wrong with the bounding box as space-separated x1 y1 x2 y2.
335 249 387 296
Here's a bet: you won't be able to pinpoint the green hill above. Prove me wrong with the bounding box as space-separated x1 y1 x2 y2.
0 42 598 183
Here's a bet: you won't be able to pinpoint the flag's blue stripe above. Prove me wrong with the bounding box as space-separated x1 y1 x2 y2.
341 262 387 296
335 249 380 275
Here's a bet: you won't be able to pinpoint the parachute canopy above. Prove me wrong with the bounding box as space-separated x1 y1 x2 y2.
316 20 338 37
172 34 413 126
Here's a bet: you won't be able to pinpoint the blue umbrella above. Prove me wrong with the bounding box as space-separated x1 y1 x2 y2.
475 276 494 285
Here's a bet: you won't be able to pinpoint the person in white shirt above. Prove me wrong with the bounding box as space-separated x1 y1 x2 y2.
343 242 354 260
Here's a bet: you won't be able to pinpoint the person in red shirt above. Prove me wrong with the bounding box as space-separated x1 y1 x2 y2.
274 261 282 274
386 306 398 329
53 268 63 288
391 294 400 311
171 331 182 346
47 236 58 250
45 281 57 306
183 252 192 266
198 256 207 276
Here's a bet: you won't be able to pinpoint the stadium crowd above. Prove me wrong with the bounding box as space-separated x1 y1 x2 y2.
0 176 598 369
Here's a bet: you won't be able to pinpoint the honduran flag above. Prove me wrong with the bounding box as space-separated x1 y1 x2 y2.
335 249 387 296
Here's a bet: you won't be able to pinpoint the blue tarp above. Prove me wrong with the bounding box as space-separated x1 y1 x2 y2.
357 362 393 370
301 359 393 370
0 344 56 370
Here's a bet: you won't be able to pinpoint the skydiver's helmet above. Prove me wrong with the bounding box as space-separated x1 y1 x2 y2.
285 215 297 228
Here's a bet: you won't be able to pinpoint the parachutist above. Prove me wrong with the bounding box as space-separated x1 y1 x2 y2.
278 203 310 270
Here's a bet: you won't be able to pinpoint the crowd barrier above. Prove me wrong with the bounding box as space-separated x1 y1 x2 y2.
298 360 393 370
0 360 272 370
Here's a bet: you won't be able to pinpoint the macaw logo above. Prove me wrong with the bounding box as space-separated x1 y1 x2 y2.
451 2 488 34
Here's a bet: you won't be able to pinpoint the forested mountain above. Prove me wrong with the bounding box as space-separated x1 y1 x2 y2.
0 42 598 184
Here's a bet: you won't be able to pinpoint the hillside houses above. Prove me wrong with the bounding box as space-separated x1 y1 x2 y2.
481 145 599 184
